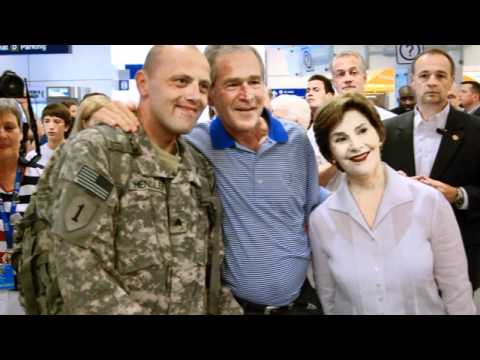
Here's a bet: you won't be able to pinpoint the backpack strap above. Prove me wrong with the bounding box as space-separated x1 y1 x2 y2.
13 197 45 315
188 150 223 315
95 125 140 195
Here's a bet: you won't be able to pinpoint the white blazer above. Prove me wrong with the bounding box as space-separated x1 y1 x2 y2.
308 164 476 315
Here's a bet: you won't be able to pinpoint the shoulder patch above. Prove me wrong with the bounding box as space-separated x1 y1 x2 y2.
73 165 113 201
64 196 98 232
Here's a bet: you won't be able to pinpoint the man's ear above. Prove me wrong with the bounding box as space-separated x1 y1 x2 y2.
136 70 148 97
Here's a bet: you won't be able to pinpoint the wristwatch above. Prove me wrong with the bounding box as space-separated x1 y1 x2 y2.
454 187 465 208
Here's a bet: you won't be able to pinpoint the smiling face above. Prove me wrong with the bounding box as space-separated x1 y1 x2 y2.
0 111 22 161
209 50 265 137
137 46 211 137
329 110 383 178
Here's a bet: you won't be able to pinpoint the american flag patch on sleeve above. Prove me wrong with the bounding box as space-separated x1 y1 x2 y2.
73 165 114 201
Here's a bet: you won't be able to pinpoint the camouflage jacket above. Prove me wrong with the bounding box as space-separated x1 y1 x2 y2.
50 125 242 315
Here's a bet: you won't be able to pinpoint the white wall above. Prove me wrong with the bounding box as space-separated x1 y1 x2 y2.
463 45 480 82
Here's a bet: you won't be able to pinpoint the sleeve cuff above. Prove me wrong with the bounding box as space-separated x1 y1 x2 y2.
457 187 469 210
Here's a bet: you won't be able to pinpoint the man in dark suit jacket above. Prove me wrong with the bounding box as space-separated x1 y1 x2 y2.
459 81 480 117
382 48 480 292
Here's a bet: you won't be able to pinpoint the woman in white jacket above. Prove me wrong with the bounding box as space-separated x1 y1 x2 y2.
308 93 476 315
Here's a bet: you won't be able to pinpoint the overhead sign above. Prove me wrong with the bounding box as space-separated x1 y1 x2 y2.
395 45 424 64
119 80 130 91
47 87 73 98
301 45 332 74
0 45 72 55
301 47 314 73
283 45 333 77
271 88 306 98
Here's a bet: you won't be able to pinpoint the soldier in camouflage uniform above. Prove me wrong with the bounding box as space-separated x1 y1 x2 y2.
49 45 242 315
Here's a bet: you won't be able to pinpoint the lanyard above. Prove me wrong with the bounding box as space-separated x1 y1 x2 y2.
0 167 22 249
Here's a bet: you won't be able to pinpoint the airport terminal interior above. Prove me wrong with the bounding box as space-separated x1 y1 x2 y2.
1 44 480 314
0 45 478 121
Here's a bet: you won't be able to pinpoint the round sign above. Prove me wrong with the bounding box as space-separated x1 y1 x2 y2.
399 45 423 62
303 49 313 70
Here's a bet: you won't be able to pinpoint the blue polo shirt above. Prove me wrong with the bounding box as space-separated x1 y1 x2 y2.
185 112 321 306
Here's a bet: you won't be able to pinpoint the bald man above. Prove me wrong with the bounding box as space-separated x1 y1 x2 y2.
48 45 241 314
390 85 416 114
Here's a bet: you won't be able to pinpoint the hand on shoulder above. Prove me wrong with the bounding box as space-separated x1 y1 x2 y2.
90 101 140 133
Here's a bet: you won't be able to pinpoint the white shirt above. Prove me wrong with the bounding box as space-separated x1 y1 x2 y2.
308 164 476 315
375 106 396 121
307 127 328 165
413 104 449 177
26 143 55 177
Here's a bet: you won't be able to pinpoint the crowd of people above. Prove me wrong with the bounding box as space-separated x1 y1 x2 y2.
0 45 479 315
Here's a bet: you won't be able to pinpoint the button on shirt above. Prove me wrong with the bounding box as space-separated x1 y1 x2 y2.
185 111 321 306
413 104 449 177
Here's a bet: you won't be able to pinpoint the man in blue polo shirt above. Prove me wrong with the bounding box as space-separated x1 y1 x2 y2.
93 45 324 315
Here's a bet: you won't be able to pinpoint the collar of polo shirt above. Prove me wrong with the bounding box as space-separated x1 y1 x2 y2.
209 109 289 150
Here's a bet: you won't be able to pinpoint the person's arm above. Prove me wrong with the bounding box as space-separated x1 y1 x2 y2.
414 177 479 211
430 190 477 315
308 214 335 314
51 130 146 314
90 101 140 133
304 135 322 216
318 163 337 188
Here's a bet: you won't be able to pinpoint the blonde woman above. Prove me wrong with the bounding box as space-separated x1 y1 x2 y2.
72 93 111 135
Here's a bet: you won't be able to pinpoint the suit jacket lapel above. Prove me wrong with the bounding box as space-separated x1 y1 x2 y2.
430 109 465 179
395 113 416 176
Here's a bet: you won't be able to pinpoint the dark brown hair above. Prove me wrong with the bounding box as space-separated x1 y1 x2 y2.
461 80 480 96
42 103 72 129
313 93 385 167
308 74 335 95
61 100 78 108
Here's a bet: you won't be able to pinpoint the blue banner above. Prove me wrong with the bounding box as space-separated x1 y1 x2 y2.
125 64 143 79
0 45 72 55
271 88 306 98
